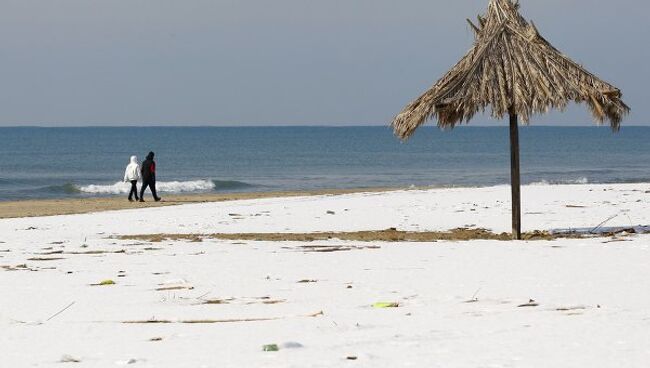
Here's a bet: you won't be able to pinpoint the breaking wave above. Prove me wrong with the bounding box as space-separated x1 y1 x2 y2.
528 177 589 186
72 179 255 195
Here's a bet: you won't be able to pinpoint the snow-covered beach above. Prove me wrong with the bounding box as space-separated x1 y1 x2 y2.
2 183 650 367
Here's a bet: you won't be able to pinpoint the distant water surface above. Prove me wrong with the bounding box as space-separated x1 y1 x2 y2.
0 126 649 201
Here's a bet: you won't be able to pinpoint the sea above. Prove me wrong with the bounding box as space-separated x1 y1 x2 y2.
1 126 649 201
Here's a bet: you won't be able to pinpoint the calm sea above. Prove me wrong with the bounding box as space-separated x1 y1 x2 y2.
0 126 649 201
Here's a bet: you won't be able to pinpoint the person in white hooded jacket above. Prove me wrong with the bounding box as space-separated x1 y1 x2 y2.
123 155 141 202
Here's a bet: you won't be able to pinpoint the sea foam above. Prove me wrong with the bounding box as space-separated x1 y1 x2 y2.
78 180 216 194
529 177 589 186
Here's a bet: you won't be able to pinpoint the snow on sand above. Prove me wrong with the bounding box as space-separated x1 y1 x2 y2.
1 183 650 367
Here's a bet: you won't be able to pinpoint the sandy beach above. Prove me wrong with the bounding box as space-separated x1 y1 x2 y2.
2 183 650 367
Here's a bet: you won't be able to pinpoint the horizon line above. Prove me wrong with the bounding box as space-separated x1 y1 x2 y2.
0 123 649 128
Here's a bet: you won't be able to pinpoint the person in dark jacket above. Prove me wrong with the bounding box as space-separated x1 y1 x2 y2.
139 151 161 202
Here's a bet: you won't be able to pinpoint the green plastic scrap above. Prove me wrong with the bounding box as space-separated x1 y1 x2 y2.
262 344 279 352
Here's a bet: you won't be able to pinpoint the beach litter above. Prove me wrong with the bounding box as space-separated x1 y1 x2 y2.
1 263 37 271
201 298 233 305
123 310 323 324
46 301 76 322
262 344 279 352
372 302 399 308
116 358 138 365
463 288 482 303
556 306 588 314
10 301 75 326
156 279 194 291
27 257 65 261
200 296 285 305
35 250 64 255
67 249 126 255
299 245 354 253
517 299 539 308
60 354 81 363
91 279 116 286
124 317 280 324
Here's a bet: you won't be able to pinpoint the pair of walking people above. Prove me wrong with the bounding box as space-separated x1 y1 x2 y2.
123 152 161 202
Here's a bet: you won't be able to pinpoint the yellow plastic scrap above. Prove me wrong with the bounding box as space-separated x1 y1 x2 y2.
372 302 399 308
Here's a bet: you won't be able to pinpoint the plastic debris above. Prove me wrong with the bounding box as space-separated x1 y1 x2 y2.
90 279 115 286
372 302 399 308
262 344 279 352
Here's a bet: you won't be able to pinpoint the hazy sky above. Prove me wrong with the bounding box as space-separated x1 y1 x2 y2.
1 0 648 126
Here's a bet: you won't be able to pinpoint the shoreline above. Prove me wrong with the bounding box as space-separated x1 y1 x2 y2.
2 181 647 219
0 187 399 219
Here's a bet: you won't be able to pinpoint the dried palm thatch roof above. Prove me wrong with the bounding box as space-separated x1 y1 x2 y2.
392 0 630 139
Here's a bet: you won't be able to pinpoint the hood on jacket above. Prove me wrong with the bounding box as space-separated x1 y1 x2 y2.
146 152 155 161
124 155 141 182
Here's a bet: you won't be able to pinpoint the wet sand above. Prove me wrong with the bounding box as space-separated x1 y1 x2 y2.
0 187 395 219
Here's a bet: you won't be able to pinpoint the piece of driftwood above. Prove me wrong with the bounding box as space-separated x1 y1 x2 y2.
123 311 323 324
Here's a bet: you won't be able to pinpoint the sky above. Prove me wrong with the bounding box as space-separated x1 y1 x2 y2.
1 0 648 127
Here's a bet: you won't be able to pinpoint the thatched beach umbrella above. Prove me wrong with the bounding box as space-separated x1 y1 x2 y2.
391 0 629 239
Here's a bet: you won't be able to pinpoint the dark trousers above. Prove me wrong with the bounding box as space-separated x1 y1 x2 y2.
128 180 139 200
140 178 159 200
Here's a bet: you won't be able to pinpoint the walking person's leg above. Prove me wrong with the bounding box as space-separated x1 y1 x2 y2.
130 180 139 201
139 180 149 202
151 180 160 201
128 181 134 201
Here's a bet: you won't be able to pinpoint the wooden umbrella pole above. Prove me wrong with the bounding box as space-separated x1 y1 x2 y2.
509 113 522 240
